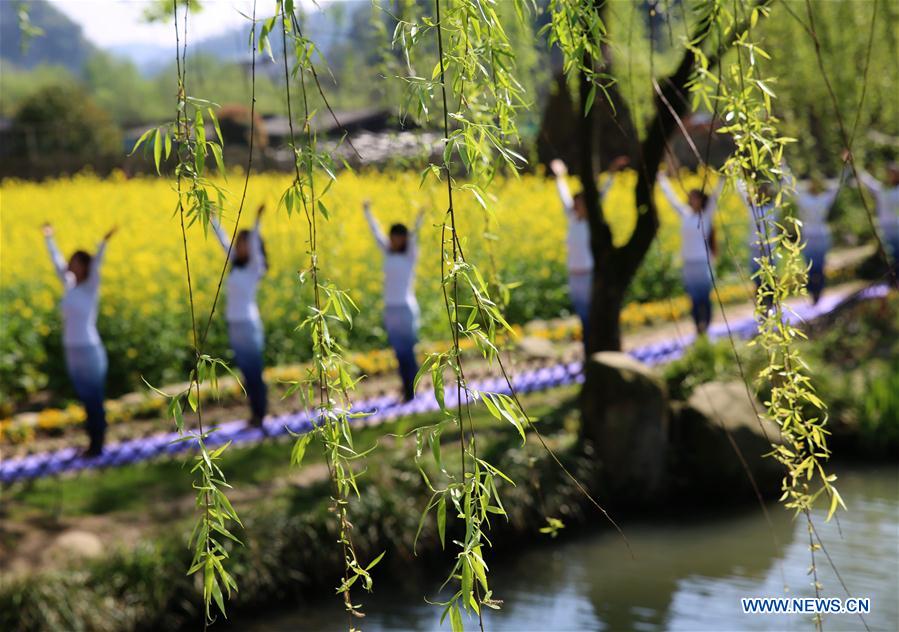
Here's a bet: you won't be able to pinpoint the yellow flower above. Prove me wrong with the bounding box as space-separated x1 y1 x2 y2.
3 169 754 441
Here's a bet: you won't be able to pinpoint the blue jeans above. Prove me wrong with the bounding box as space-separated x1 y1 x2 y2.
229 320 268 420
569 270 592 348
749 247 777 307
749 243 768 290
886 229 899 280
804 234 830 303
683 260 713 334
385 304 419 400
65 344 108 451
750 208 779 292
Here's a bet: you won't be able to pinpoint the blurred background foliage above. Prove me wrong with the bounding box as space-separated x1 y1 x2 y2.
1 0 896 408
1 1 896 173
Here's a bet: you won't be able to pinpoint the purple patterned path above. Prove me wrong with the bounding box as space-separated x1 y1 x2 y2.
0 285 887 484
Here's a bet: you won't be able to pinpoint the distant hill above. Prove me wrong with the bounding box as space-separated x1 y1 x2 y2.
2 0 352 77
105 42 170 76
0 0 95 72
106 6 352 77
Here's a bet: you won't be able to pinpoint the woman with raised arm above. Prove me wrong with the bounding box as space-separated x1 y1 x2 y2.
856 161 899 278
42 222 117 456
211 203 268 427
737 165 790 296
549 156 629 348
737 179 776 292
658 167 725 335
363 200 425 402
792 170 843 305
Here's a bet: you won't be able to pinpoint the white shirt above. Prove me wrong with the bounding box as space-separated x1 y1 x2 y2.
736 178 781 255
211 217 266 324
45 235 106 347
555 175 614 274
658 174 722 263
365 207 422 308
858 170 899 237
794 184 839 243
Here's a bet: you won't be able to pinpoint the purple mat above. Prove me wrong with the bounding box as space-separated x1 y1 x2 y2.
0 284 887 484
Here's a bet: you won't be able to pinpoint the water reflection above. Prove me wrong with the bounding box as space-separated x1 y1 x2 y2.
247 466 898 631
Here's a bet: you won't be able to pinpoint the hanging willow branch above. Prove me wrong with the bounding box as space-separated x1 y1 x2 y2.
388 2 629 629
264 0 382 619
688 3 854 628
130 0 264 621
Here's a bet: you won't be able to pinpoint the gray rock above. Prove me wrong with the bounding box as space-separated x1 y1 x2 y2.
581 352 669 502
688 381 781 445
45 530 104 564
517 336 558 359
670 380 783 500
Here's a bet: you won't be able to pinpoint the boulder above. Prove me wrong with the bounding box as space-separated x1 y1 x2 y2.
517 336 558 360
43 529 104 565
670 380 783 500
581 352 669 503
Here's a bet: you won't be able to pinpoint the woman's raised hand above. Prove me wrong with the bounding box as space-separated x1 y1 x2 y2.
103 226 118 241
549 159 567 178
41 223 54 237
256 203 266 218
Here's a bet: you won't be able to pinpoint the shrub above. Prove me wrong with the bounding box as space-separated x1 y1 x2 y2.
9 84 122 172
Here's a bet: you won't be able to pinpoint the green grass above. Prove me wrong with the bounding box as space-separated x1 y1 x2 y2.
3 386 580 521
0 386 591 632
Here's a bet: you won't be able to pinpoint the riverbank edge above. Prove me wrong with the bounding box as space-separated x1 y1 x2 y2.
0 428 605 631
3 409 896 632
4 293 896 631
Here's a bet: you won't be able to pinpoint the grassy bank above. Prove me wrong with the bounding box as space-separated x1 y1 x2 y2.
3 294 895 631
663 293 899 454
1 387 601 631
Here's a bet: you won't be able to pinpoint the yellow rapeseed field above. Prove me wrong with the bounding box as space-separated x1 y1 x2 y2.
0 169 750 407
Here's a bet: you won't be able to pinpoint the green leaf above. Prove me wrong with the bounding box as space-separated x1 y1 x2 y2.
129 127 154 156
413 493 439 554
365 550 386 571
195 109 206 146
171 397 184 432
461 560 473 610
431 428 443 471
584 83 597 116
211 574 227 618
291 433 313 466
437 496 447 549
432 361 445 411
208 107 223 145
153 127 162 173
211 143 226 176
482 391 502 421
203 560 215 616
826 487 846 521
449 603 463 632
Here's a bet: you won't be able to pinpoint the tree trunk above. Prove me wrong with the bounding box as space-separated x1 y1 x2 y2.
587 269 626 352
537 72 637 175
578 1 773 449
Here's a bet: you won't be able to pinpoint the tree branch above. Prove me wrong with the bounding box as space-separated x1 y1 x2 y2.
620 0 774 275
579 46 614 258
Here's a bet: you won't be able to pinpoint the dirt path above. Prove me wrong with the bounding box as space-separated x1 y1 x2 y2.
0 461 332 577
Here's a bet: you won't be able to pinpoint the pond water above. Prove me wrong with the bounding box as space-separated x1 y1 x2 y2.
249 465 898 631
